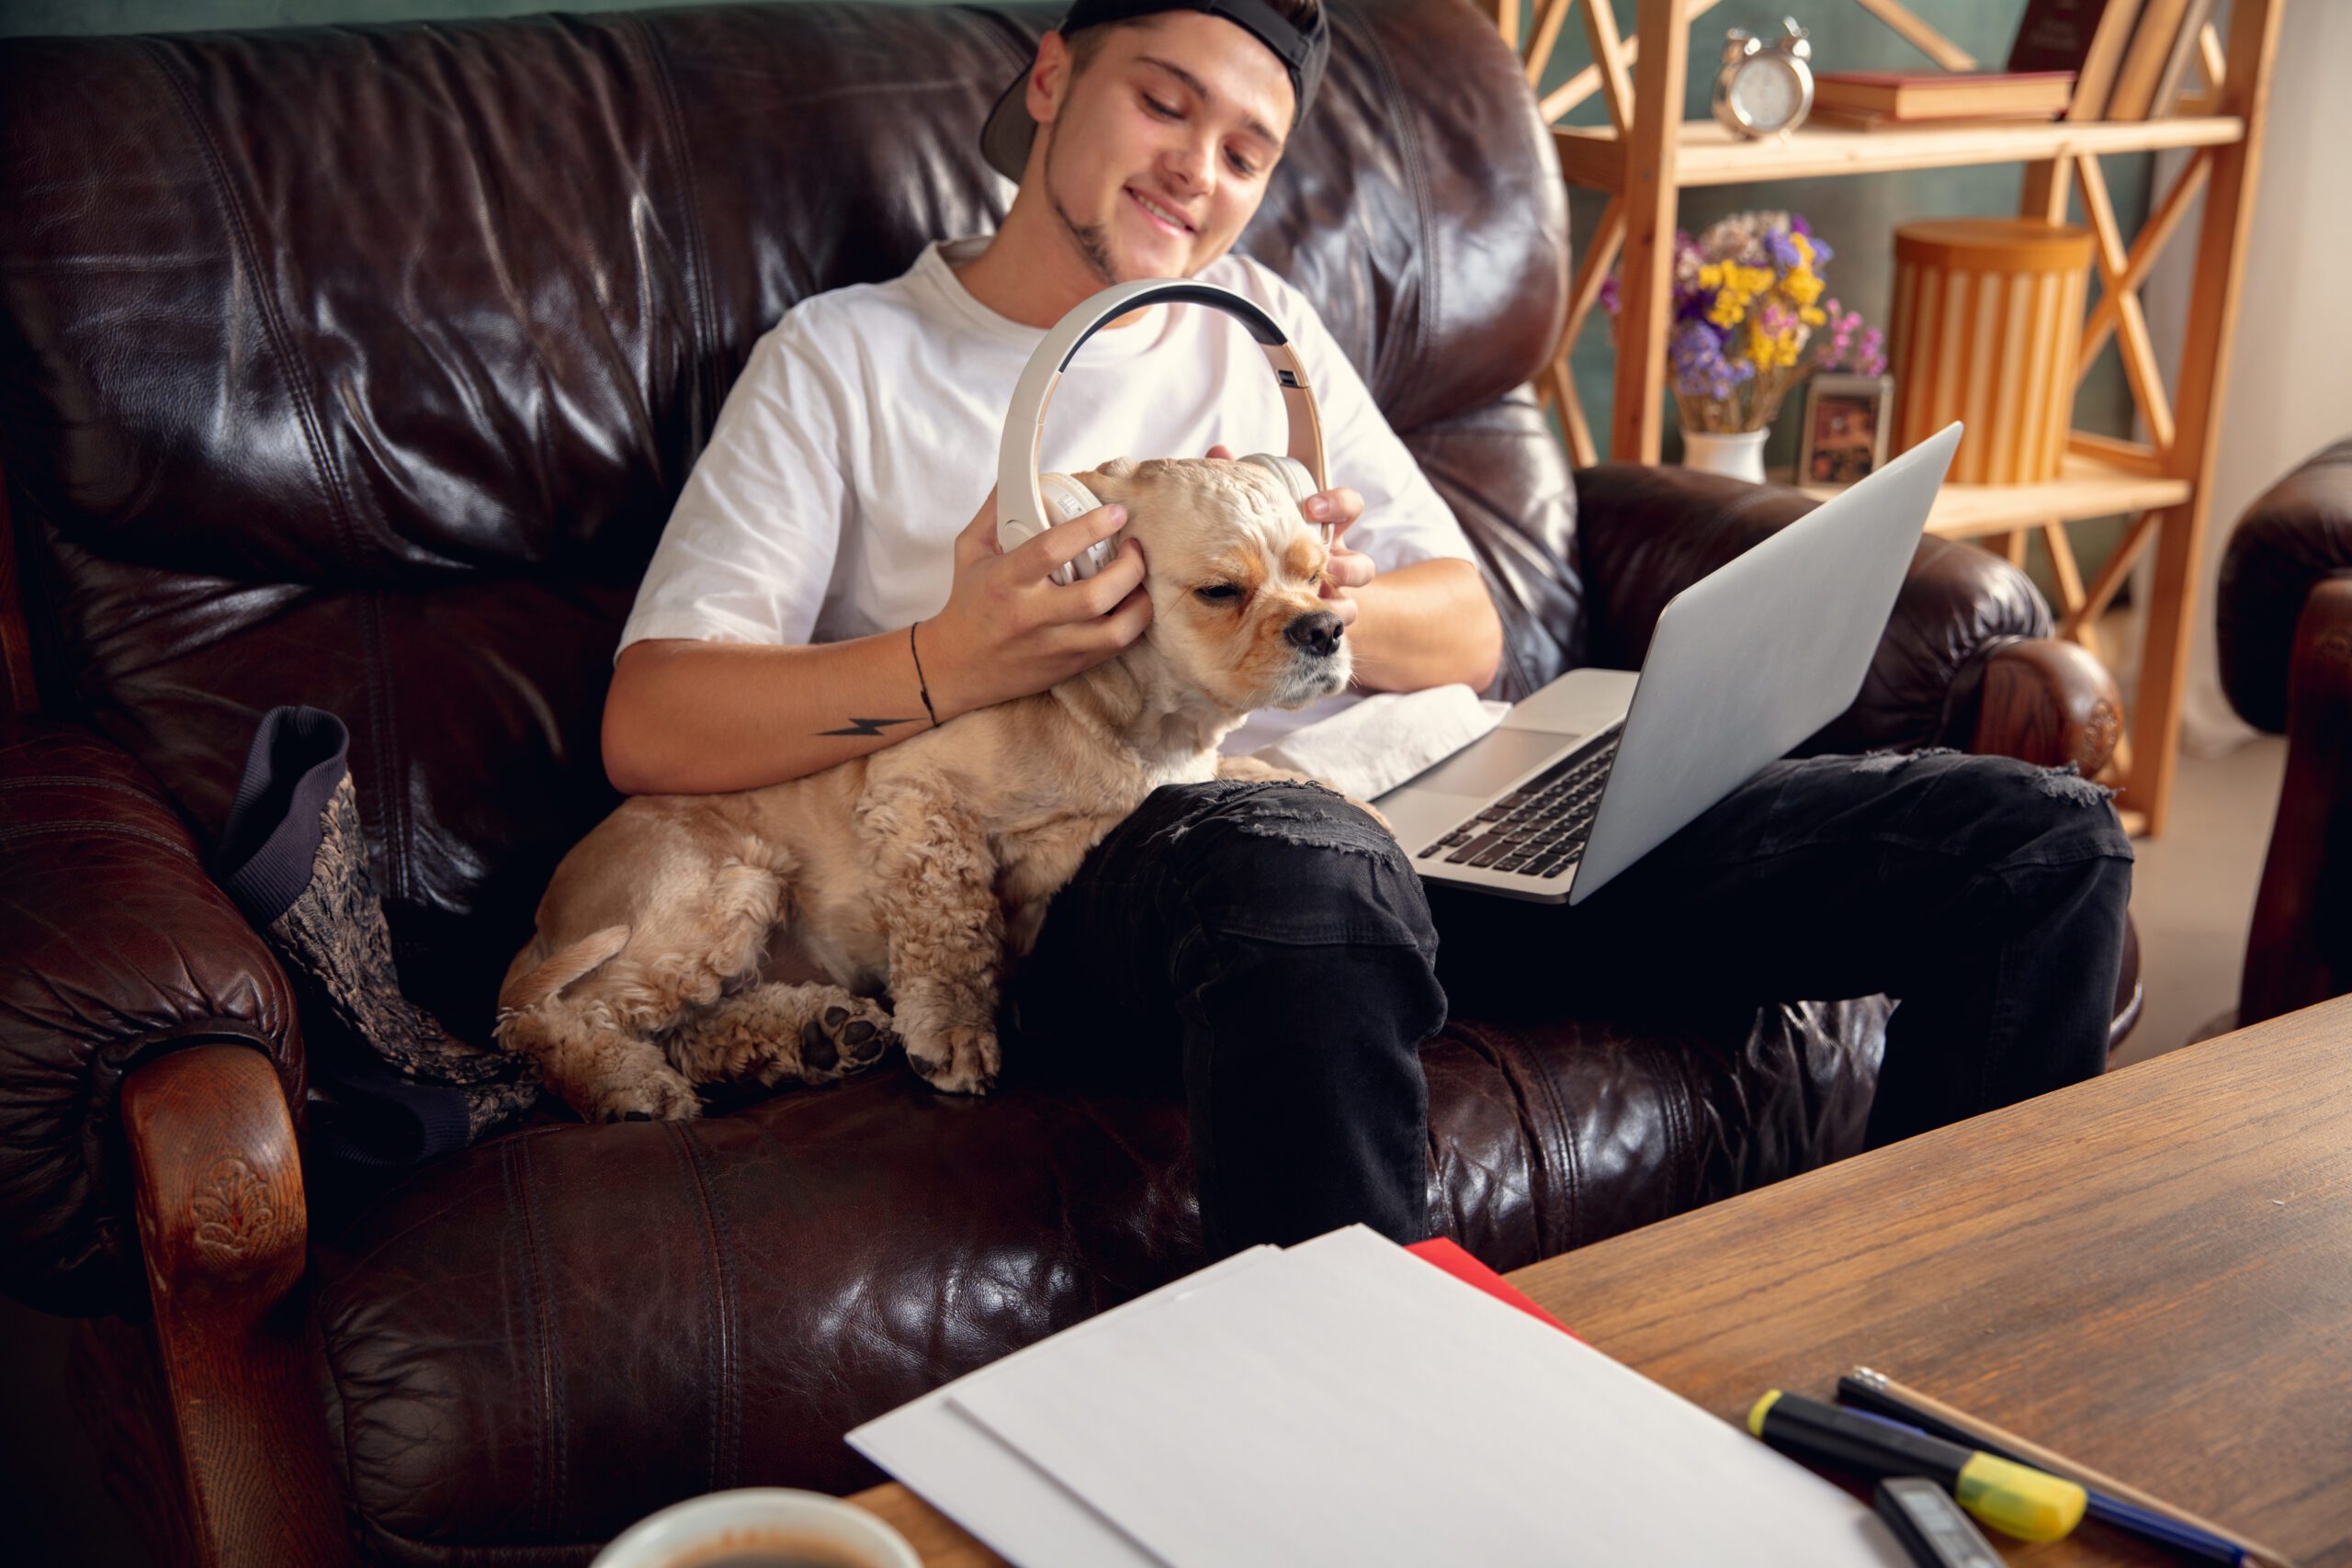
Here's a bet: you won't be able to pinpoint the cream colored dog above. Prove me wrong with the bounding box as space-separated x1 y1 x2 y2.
496 457 1366 1122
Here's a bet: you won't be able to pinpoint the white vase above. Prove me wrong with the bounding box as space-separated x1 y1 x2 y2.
1680 428 1768 484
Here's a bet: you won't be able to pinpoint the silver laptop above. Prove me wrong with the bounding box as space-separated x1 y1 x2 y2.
1375 423 1962 905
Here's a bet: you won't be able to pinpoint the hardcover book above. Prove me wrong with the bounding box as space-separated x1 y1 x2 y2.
1813 70 2075 121
1810 106 2064 131
2010 0 2116 68
2008 0 2147 118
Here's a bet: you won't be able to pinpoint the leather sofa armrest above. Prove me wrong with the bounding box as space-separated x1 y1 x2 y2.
1956 636 2124 775
0 717 303 1316
124 1044 353 1567
1571 464 2118 766
2240 577 2352 1023
2218 435 2352 733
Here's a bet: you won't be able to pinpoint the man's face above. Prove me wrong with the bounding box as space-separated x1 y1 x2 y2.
1024 13 1295 284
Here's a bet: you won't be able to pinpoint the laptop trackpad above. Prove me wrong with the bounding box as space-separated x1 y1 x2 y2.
1376 726 1568 802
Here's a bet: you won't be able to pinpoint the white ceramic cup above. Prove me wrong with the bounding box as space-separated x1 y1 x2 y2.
589 1487 922 1568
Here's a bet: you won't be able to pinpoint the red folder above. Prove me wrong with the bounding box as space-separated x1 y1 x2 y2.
1406 1237 1582 1342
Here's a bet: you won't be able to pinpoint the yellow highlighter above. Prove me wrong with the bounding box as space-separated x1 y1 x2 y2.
1749 1390 2087 1543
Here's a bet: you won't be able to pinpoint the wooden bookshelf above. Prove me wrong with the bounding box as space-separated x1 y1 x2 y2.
1812 455 2193 541
1553 113 2245 188
1488 0 2285 835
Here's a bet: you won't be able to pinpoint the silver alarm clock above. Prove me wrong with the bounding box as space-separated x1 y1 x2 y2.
1713 17 1814 139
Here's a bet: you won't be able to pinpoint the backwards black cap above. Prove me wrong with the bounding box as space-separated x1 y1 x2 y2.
979 0 1329 183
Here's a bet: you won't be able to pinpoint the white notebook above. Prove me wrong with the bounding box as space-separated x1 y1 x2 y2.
854 1227 1908 1567
850 1248 1281 1567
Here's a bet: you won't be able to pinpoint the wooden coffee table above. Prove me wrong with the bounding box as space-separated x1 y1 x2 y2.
854 997 2352 1565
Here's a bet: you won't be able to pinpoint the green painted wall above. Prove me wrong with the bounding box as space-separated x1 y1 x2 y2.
4 0 2147 591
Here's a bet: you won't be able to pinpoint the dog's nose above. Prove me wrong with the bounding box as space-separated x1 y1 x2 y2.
1285 610 1344 658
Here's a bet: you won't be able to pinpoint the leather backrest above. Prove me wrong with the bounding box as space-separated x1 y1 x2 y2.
0 0 1571 1021
2218 435 2352 733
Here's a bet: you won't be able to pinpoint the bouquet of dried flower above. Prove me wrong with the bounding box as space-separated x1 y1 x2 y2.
1603 210 1884 435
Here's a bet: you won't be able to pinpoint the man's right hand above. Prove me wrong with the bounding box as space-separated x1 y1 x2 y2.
919 484 1153 720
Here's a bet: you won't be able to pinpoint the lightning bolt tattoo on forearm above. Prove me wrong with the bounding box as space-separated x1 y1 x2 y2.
816 716 923 738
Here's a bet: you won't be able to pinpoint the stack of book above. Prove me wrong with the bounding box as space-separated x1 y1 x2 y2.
1811 0 2216 131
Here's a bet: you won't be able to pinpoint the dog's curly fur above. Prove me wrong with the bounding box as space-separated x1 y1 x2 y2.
496 457 1372 1122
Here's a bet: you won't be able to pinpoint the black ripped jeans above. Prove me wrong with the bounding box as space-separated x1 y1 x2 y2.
1003 750 2133 1258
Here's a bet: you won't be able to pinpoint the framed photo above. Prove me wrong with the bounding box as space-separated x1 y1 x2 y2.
1798 373 1893 487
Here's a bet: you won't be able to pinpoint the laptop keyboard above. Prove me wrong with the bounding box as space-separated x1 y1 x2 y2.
1416 729 1623 880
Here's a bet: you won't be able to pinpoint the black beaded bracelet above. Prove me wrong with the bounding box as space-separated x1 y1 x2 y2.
909 622 940 728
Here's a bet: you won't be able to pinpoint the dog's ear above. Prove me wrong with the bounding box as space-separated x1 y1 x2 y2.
1069 456 1140 506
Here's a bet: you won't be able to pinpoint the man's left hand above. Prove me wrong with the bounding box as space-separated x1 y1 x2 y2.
1205 444 1374 627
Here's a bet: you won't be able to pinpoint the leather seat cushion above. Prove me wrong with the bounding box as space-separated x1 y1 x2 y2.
311 1000 1884 1564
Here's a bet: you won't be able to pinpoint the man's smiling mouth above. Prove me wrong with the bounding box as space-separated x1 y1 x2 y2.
1127 187 1193 234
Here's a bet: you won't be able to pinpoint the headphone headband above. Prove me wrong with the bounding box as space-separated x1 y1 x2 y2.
1044 282 1286 368
997 278 1330 576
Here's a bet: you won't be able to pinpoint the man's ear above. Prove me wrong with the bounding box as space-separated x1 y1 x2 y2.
1025 31 1074 126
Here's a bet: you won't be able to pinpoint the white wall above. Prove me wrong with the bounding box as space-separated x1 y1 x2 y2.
2144 0 2352 753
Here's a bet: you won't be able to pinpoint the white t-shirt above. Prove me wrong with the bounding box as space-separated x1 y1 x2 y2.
618 236 1478 754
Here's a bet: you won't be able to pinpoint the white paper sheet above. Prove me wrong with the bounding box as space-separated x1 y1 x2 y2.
847 1247 1281 1567
943 1227 1910 1568
1251 684 1510 801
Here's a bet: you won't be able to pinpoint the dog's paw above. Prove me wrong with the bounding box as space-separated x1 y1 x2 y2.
904 1022 1000 1096
1215 755 1306 784
766 996 898 1086
582 1064 703 1123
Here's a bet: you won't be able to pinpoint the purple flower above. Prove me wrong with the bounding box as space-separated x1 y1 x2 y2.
1766 231 1803 269
1811 299 1885 375
1668 320 1752 401
1858 328 1886 378
1600 275 1621 316
1672 288 1717 326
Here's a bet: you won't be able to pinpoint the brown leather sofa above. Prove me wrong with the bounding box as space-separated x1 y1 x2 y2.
2218 437 2352 1025
0 4 2132 1562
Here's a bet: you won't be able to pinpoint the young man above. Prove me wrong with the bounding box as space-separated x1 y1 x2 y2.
607 0 2132 1257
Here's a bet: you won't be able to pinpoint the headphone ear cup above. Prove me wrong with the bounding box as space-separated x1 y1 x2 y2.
1238 453 1317 510
1035 473 1113 584
1036 472 1103 524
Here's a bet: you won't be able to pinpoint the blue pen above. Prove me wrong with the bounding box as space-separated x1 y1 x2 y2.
1835 1382 2246 1566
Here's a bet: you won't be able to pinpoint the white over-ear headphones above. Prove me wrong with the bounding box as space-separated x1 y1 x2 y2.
997 277 1331 587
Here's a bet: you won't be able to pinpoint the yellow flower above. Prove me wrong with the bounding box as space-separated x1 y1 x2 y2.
1800 305 1827 327
1702 263 1783 331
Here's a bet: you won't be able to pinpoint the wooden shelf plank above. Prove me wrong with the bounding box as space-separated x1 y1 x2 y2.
1555 114 2245 190
1787 454 2188 539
